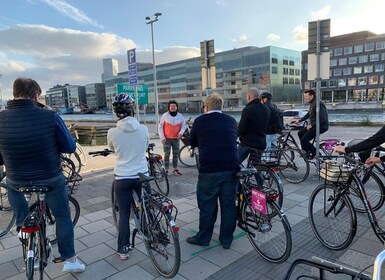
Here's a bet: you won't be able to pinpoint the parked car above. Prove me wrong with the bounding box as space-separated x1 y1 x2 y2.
283 109 309 128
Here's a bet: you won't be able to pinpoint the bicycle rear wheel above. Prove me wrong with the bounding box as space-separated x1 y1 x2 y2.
278 147 309 183
178 145 197 167
44 196 80 245
152 161 170 196
0 184 16 237
241 198 292 263
308 183 357 250
142 201 181 278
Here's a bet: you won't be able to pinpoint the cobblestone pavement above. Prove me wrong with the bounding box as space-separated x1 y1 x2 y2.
1 125 384 279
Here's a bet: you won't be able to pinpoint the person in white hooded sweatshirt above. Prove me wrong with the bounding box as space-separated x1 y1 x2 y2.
107 94 149 260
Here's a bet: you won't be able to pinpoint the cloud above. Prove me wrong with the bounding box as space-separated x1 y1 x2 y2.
267 33 280 41
39 0 104 28
292 24 308 43
216 1 227 6
311 5 331 20
231 34 249 43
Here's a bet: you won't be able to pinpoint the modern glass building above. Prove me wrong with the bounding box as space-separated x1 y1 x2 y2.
104 45 301 112
302 31 385 102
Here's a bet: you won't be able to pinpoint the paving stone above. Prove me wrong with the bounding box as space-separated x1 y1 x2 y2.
83 209 111 222
79 230 115 247
81 219 114 234
107 264 154 280
200 245 243 268
178 256 221 280
75 259 118 280
78 243 115 264
0 261 19 280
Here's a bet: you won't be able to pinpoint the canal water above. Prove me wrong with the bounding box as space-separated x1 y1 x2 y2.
61 109 384 124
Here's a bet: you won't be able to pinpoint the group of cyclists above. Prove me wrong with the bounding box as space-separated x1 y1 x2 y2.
1 77 384 277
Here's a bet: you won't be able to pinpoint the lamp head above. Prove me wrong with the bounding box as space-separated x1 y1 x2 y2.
154 12 162 17
145 16 150 20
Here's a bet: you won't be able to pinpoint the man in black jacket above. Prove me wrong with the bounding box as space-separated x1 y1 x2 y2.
238 87 270 164
295 89 329 159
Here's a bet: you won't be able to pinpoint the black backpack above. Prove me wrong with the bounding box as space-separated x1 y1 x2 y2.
270 104 285 133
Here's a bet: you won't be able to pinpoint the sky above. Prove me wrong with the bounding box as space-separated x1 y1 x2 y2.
1 0 385 99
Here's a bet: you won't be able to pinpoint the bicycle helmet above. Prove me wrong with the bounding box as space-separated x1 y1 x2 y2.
112 94 135 119
260 92 272 100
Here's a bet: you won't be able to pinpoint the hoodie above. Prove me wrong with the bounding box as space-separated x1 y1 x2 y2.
107 117 149 178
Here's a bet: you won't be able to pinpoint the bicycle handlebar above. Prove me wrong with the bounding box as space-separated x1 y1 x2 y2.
88 149 113 157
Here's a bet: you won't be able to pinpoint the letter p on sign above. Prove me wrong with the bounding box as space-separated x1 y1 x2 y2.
127 49 136 64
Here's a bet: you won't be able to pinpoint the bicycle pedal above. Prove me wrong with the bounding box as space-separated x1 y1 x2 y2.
52 257 65 263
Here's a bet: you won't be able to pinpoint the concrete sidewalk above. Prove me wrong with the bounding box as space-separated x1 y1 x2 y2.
1 126 384 279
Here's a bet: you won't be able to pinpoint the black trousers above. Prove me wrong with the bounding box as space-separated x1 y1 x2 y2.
298 126 328 157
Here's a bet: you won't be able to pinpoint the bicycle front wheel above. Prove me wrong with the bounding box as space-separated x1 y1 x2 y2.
0 184 16 237
61 156 76 181
76 143 87 166
241 198 292 263
142 201 181 278
308 184 357 250
278 147 309 183
152 161 170 196
25 233 36 280
178 145 197 167
45 196 80 245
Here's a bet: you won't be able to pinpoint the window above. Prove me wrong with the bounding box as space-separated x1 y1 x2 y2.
338 78 346 87
295 69 301 76
334 69 342 76
283 59 288 65
354 67 362 74
354 45 363 53
321 81 327 88
375 64 384 72
348 56 357 64
358 77 367 85
289 69 294 75
376 41 385 50
334 48 342 56
330 59 337 66
295 78 300 84
381 75 384 84
289 60 295 66
365 42 375 51
289 78 294 84
343 67 352 75
329 80 337 87
348 77 356 86
344 46 353 55
271 57 278 64
364 65 373 73
272 66 278 74
359 55 368 63
283 77 288 84
283 68 288 74
382 53 385 60
369 75 378 85
339 58 347 65
370 53 380 62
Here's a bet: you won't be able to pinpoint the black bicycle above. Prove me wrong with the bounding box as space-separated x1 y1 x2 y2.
178 118 198 168
147 143 170 196
90 149 181 278
235 167 292 263
0 167 15 237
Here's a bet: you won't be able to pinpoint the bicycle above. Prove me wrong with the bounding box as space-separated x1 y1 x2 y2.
308 154 385 250
178 117 198 168
0 167 15 237
147 143 170 196
235 166 292 263
89 149 181 278
63 142 87 174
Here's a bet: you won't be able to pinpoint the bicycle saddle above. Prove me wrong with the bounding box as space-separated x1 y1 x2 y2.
19 186 52 193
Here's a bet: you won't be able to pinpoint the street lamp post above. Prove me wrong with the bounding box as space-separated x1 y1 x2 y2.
145 12 162 134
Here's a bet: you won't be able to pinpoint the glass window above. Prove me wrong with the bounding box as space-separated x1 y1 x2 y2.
329 80 337 87
381 75 384 84
365 42 375 51
354 66 362 74
382 53 385 60
295 78 300 84
370 53 380 62
334 48 343 56
339 58 347 65
283 68 288 74
359 55 368 63
348 77 356 86
375 64 384 72
283 59 288 65
369 75 378 85
348 57 357 64
358 77 367 85
295 69 300 76
272 57 278 64
376 41 385 50
344 46 353 54
334 69 342 76
354 45 363 53
364 65 373 73
343 67 352 75
289 78 294 84
338 78 346 87
289 60 294 66
289 69 294 75
330 59 337 66
272 66 278 74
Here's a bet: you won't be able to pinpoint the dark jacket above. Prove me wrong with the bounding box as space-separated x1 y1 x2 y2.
238 98 270 149
0 99 75 181
345 125 385 162
264 101 277 135
300 98 329 130
189 112 238 173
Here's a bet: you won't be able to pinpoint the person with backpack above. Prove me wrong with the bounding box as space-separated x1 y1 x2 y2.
260 92 284 158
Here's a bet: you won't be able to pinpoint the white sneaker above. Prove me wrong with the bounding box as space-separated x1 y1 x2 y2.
62 257 86 273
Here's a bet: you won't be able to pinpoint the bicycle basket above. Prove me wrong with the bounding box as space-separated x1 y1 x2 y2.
319 160 352 183
66 173 82 194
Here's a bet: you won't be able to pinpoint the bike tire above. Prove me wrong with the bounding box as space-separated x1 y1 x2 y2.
61 156 76 181
308 183 357 250
111 182 119 231
44 196 80 245
241 198 292 263
76 143 87 166
142 200 181 278
152 161 170 196
67 152 82 174
26 233 36 280
278 147 310 184
37 230 45 280
0 183 16 237
348 169 385 213
178 145 197 167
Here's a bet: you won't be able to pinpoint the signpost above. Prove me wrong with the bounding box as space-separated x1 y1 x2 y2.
127 48 139 119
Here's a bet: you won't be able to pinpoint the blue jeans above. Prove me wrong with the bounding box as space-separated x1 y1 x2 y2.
195 171 237 246
265 134 278 160
7 174 75 260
